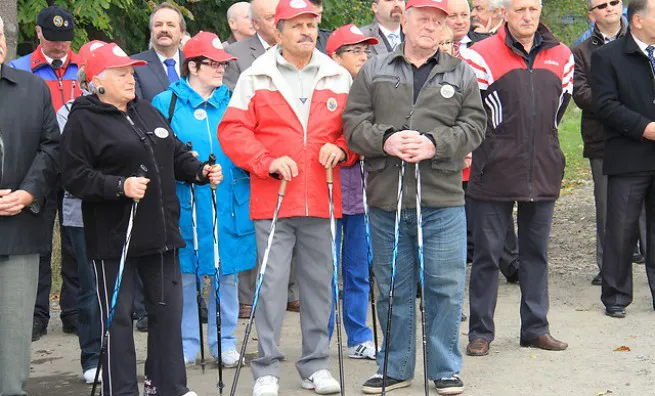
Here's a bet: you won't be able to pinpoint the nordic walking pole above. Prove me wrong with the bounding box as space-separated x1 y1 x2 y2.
327 167 346 395
359 158 379 354
381 161 405 396
187 142 206 374
91 165 148 396
207 154 224 395
415 164 429 396
230 178 288 396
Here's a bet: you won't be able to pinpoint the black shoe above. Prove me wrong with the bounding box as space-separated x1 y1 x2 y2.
605 306 626 318
505 271 519 284
32 318 48 342
591 272 602 286
136 316 149 332
632 253 645 264
200 306 208 324
434 375 464 395
61 314 78 334
361 374 412 394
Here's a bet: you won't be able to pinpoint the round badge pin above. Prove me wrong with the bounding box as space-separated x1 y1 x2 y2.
154 127 170 139
441 84 455 99
194 109 207 120
326 98 338 112
53 15 64 27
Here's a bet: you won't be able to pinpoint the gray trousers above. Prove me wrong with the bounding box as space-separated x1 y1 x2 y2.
239 260 299 305
0 254 39 396
251 217 332 380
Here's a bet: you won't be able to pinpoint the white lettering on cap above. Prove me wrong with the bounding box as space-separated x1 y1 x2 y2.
289 0 308 9
212 38 223 49
112 46 128 57
350 26 364 35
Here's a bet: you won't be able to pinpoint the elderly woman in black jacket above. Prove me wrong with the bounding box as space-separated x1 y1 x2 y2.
60 42 222 396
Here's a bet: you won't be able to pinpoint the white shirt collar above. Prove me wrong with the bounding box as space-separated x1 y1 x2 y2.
257 33 272 50
41 48 68 67
631 33 652 57
460 35 472 45
155 49 181 77
601 26 622 43
378 24 401 42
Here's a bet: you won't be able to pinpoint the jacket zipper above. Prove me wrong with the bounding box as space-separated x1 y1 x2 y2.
0 128 4 187
528 68 536 202
300 70 309 217
125 114 170 252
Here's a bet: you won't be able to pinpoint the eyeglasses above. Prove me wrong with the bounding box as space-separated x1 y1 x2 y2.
338 48 371 56
439 41 454 46
590 0 620 11
200 60 229 69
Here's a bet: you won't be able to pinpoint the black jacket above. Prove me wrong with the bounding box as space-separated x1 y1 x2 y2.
0 66 60 256
573 21 627 159
60 95 206 260
592 32 655 175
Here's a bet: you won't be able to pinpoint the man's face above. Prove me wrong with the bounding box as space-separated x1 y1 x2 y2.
503 0 541 41
447 0 471 41
150 8 184 52
0 28 6 64
252 0 279 44
332 43 369 76
633 0 655 43
373 0 406 25
310 3 324 25
471 0 493 29
36 26 71 60
589 0 622 28
231 5 256 38
276 15 318 58
402 7 446 51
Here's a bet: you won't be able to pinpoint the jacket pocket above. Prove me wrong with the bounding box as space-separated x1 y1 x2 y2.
231 169 255 236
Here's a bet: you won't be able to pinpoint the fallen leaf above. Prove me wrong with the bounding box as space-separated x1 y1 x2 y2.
597 391 613 396
613 346 631 352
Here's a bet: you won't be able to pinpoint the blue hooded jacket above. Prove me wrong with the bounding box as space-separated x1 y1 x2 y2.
153 78 256 276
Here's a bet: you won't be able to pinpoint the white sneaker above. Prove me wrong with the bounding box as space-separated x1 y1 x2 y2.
182 392 198 396
253 375 279 396
83 368 101 384
301 369 341 395
348 340 377 360
221 349 242 368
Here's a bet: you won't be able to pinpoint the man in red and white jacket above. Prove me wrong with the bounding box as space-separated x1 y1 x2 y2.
462 0 573 356
218 0 356 395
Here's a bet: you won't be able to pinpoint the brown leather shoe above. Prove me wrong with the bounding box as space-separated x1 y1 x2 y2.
520 333 568 351
238 304 252 319
286 300 300 312
466 338 490 356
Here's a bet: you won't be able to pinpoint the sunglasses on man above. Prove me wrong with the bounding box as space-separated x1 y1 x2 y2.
589 0 620 11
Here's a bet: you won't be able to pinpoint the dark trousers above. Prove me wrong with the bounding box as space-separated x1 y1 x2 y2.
468 199 555 341
94 251 188 396
35 190 79 323
602 174 655 309
63 226 101 372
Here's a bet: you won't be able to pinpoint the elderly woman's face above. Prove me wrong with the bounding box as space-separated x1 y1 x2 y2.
189 59 226 89
96 66 137 104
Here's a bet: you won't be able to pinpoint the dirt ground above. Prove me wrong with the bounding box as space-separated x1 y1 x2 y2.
27 180 655 396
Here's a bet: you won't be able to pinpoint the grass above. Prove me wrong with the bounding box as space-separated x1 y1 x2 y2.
49 105 588 294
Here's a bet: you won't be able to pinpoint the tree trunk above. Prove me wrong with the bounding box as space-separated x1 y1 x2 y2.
0 0 18 61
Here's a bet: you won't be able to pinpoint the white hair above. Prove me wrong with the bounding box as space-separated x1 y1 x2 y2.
0 15 4 33
228 2 250 21
500 0 543 7
488 0 506 11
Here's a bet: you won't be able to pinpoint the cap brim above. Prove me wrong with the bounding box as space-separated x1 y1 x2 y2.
106 59 148 71
41 28 74 42
410 4 449 14
206 50 238 63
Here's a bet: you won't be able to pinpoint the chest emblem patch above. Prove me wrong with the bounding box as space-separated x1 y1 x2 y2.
154 127 169 139
440 84 455 99
194 109 207 120
327 97 338 112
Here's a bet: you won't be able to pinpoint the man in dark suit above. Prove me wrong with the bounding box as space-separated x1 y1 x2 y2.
132 2 186 102
223 0 279 90
592 0 655 318
360 0 406 56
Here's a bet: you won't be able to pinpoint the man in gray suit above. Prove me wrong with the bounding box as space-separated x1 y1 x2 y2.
359 0 406 56
223 0 279 90
133 2 186 102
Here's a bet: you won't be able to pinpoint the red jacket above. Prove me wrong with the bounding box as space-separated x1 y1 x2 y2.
218 48 357 220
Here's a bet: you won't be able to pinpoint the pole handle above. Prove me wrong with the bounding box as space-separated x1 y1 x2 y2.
326 167 333 183
278 179 288 197
134 164 148 203
208 154 217 190
186 141 193 151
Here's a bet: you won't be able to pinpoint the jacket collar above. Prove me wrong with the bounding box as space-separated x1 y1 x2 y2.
499 23 559 57
169 77 231 109
29 45 81 72
591 19 627 45
0 64 19 84
623 28 650 56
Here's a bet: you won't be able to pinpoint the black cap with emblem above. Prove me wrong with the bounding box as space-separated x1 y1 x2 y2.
36 6 75 42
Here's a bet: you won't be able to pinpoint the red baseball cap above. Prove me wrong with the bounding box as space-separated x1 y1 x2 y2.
326 24 379 57
274 0 319 26
85 43 147 81
183 31 237 63
406 0 449 14
78 40 107 64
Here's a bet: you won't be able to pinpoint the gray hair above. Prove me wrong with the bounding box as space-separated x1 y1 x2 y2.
227 2 250 21
488 0 506 11
628 0 648 24
0 15 4 33
149 2 187 32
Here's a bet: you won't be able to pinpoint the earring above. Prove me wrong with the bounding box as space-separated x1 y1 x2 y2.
98 87 105 94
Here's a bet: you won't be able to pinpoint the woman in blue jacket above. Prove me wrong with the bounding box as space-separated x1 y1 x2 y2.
153 32 256 368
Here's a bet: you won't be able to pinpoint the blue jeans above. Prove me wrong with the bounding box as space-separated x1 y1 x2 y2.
62 226 101 372
181 272 238 361
370 206 466 381
328 214 374 347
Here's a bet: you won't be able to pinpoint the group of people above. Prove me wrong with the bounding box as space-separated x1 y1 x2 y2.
2 0 655 395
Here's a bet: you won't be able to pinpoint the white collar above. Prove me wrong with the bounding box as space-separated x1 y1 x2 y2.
600 26 622 43
155 49 180 65
41 48 68 67
257 33 272 50
378 23 401 40
460 35 472 45
631 33 653 57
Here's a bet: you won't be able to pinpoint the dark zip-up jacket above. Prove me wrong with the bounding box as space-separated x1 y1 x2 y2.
60 95 206 260
463 24 574 201
572 21 627 159
0 65 60 256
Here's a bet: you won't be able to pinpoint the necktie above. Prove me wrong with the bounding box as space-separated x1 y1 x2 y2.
453 41 462 58
388 33 399 50
646 46 655 74
163 58 179 84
